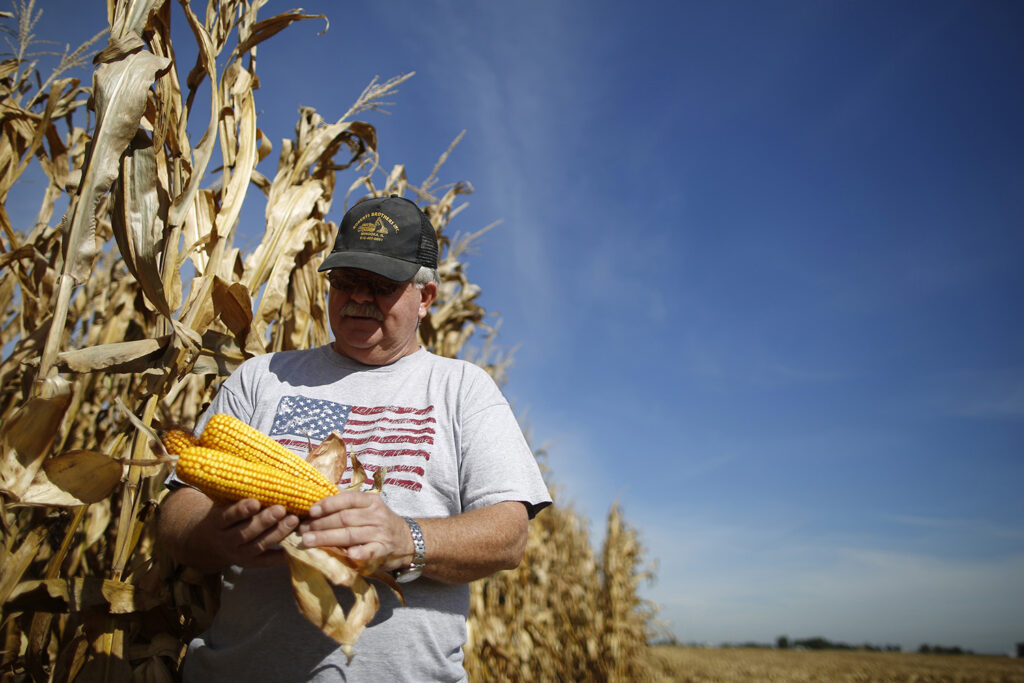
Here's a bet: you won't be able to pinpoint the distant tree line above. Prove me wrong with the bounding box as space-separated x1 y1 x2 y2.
774 636 975 655
917 644 975 655
775 635 901 651
653 635 984 656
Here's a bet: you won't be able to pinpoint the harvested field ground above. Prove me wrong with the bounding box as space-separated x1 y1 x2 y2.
649 646 1024 682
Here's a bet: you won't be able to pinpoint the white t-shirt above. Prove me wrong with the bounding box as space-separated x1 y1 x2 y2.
180 345 551 682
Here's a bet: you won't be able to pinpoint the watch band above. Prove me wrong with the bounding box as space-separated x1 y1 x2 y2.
394 516 426 583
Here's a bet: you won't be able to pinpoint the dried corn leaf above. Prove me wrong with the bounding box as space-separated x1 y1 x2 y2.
346 450 368 491
17 450 123 506
0 376 72 499
0 528 47 605
1 80 69 200
211 275 253 331
191 355 239 377
285 557 355 658
5 577 166 614
213 63 257 240
181 189 217 273
93 32 146 65
147 3 187 161
168 2 220 230
0 58 16 80
339 578 379 661
281 535 380 662
0 244 35 270
109 0 161 42
278 250 332 349
255 127 272 162
252 216 321 325
198 329 246 371
56 337 169 373
211 275 264 357
64 50 170 283
306 430 348 486
281 537 360 586
84 502 113 548
236 10 326 55
251 184 323 286
111 129 174 318
179 272 217 333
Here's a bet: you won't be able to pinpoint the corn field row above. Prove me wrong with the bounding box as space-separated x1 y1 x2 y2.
0 1 658 680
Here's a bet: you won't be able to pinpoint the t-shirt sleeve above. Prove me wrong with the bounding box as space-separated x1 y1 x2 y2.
457 368 551 518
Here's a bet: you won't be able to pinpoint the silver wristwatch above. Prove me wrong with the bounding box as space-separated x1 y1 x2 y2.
393 517 426 583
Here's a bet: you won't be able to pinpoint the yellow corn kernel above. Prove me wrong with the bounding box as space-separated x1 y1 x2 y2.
176 446 330 516
199 414 338 498
162 428 199 456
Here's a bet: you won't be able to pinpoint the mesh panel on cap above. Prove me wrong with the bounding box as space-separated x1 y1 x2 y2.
418 212 439 268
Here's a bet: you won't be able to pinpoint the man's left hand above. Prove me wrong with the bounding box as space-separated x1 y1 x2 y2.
299 491 412 572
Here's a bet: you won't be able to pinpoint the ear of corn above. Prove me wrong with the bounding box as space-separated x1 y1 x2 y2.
199 413 338 498
175 414 340 515
176 446 331 516
161 428 200 456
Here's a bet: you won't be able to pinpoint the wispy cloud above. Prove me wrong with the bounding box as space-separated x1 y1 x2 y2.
886 514 1024 542
948 386 1024 420
904 369 1024 420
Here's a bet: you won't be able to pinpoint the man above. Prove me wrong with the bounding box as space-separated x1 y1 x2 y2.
157 195 551 682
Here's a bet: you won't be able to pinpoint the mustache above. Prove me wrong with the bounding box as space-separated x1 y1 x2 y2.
339 302 384 320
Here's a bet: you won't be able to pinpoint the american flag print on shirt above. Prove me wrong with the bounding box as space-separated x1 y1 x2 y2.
268 395 433 492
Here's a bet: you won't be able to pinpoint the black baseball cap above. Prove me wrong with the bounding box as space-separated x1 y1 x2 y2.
318 195 439 281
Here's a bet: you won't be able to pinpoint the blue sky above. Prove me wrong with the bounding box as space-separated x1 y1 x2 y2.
31 0 1024 654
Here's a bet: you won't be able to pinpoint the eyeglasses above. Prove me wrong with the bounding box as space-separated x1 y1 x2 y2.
326 270 407 297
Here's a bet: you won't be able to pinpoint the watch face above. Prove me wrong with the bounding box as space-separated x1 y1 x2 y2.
395 566 422 583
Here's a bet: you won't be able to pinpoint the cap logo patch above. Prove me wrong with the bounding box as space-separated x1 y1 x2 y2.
353 212 399 243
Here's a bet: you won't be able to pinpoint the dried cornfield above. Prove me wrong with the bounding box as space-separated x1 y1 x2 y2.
648 646 1024 682
0 0 657 681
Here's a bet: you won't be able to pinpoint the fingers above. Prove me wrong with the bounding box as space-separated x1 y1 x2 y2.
209 499 300 567
300 523 381 548
299 491 407 569
242 508 299 553
307 490 376 518
346 540 387 566
301 501 394 544
216 498 262 526
234 503 292 541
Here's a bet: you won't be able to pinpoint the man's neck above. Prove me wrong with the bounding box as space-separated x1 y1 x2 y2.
330 342 422 366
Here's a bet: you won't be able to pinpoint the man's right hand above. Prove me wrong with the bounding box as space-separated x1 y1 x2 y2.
158 487 300 573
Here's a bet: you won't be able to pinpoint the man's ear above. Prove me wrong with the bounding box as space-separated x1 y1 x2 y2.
418 281 438 317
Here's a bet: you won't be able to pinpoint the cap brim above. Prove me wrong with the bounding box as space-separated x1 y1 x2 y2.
318 251 420 281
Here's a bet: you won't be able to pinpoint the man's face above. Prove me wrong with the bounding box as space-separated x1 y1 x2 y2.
326 268 437 365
